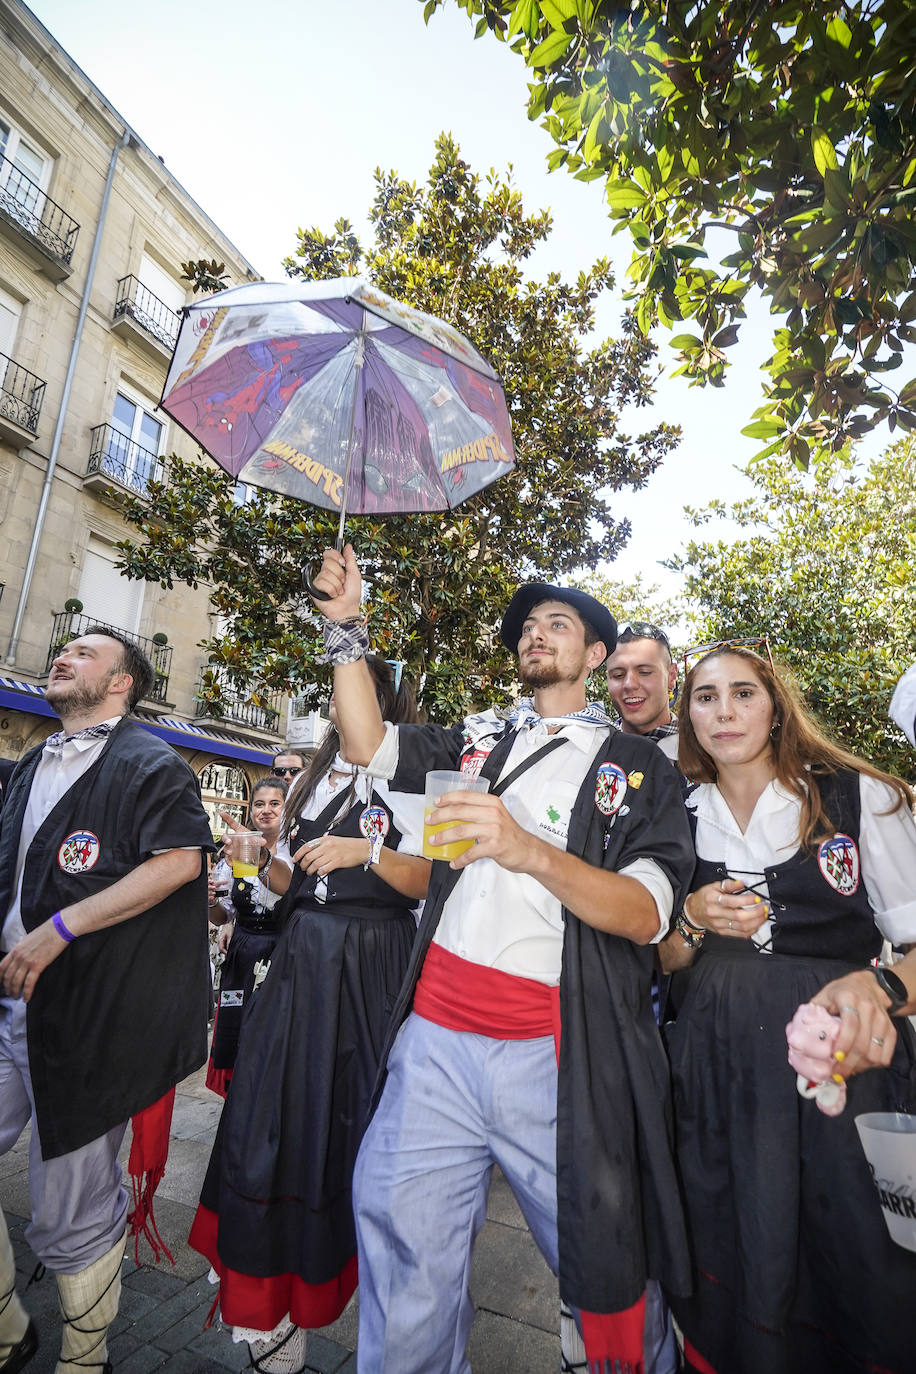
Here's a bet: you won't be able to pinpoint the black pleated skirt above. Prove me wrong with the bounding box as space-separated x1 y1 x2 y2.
666 941 916 1374
198 898 416 1295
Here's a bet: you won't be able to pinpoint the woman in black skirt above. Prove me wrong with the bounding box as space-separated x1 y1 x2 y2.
190 657 428 1372
661 643 916 1374
206 776 291 1096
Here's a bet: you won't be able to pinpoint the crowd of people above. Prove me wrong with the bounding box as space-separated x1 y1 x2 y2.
1 564 915 1374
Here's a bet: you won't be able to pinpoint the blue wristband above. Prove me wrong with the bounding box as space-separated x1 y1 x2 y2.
52 911 77 943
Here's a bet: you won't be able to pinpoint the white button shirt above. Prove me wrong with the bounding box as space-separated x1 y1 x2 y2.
369 718 673 985
1 719 122 952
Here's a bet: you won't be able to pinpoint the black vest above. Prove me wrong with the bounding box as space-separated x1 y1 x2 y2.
286 783 416 917
691 770 880 962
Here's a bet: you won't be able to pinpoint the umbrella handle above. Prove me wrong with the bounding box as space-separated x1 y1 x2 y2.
301 534 346 601
302 567 331 601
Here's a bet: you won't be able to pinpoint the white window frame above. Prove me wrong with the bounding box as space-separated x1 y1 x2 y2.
137 253 185 316
0 114 51 215
0 285 22 361
106 382 168 492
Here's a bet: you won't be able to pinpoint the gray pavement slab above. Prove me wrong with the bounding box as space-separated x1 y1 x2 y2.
1 1061 562 1371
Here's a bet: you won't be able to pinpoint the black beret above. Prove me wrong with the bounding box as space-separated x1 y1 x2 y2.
500 583 617 665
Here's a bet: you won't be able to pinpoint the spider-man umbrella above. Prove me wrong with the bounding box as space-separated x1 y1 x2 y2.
161 278 515 550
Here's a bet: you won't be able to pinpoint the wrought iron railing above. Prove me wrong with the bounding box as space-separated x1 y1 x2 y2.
0 352 45 433
196 666 282 732
113 275 181 349
46 611 172 704
0 153 80 266
87 423 165 495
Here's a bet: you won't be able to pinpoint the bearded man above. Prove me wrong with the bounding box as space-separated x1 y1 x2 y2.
0 628 213 1374
308 548 695 1374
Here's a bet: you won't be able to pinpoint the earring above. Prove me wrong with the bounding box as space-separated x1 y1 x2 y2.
770 719 781 738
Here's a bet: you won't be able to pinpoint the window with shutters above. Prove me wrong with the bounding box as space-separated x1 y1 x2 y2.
77 534 144 634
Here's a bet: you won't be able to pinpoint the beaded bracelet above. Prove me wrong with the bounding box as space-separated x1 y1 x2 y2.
674 908 706 949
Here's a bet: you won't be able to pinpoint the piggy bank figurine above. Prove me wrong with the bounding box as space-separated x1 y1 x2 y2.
786 1002 847 1116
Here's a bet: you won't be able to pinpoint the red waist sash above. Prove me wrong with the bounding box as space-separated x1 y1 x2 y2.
413 941 560 1043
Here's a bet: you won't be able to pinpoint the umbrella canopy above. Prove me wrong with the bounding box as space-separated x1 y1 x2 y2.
160 279 515 539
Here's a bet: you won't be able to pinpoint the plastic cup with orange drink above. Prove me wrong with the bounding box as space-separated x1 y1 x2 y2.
423 771 490 860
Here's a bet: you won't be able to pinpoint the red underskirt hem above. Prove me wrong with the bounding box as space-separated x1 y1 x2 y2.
205 1059 231 1098
189 1204 357 1331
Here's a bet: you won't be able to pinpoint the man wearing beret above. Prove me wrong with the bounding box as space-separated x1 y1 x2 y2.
310 546 694 1374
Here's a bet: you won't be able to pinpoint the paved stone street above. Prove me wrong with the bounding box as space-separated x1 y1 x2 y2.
1 1062 561 1372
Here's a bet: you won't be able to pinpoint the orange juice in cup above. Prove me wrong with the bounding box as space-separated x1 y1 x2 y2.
422 771 490 860
231 831 262 879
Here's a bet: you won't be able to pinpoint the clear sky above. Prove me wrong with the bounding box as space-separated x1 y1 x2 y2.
24 0 818 597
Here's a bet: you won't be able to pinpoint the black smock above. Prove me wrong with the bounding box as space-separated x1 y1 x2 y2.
371 717 695 1317
0 716 213 1159
192 779 419 1331
667 770 916 1374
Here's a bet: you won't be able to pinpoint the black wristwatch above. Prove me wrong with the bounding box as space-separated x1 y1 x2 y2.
870 965 910 1015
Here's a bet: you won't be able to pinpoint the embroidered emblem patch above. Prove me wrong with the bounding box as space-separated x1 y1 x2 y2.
595 762 627 816
359 806 389 842
460 749 489 778
57 830 101 874
627 770 644 790
817 833 860 895
220 989 244 1008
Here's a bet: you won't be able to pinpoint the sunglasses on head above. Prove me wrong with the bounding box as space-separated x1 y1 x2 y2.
682 636 774 675
619 622 672 655
271 765 302 777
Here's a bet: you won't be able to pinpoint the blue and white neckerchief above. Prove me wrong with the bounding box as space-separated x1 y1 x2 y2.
461 700 611 755
506 698 613 731
43 721 115 752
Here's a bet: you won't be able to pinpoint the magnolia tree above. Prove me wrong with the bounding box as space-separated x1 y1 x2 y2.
428 1 916 468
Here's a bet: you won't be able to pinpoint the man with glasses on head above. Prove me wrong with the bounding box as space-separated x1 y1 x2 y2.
605 623 679 761
270 750 306 781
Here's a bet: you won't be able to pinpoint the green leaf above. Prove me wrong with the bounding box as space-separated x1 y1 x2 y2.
606 179 648 210
530 29 573 66
669 333 703 351
582 107 604 163
811 126 839 177
741 420 784 439
539 0 579 28
669 243 708 262
823 167 853 212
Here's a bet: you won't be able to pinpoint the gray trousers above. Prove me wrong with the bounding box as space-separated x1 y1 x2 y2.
0 996 127 1273
353 1012 673 1374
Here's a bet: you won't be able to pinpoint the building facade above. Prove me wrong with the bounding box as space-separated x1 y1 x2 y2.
0 0 329 828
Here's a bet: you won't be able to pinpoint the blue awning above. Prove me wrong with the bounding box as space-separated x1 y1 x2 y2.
0 678 279 766
137 714 279 766
0 679 56 719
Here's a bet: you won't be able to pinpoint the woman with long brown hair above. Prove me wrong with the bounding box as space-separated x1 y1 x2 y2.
662 643 916 1374
191 656 429 1372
